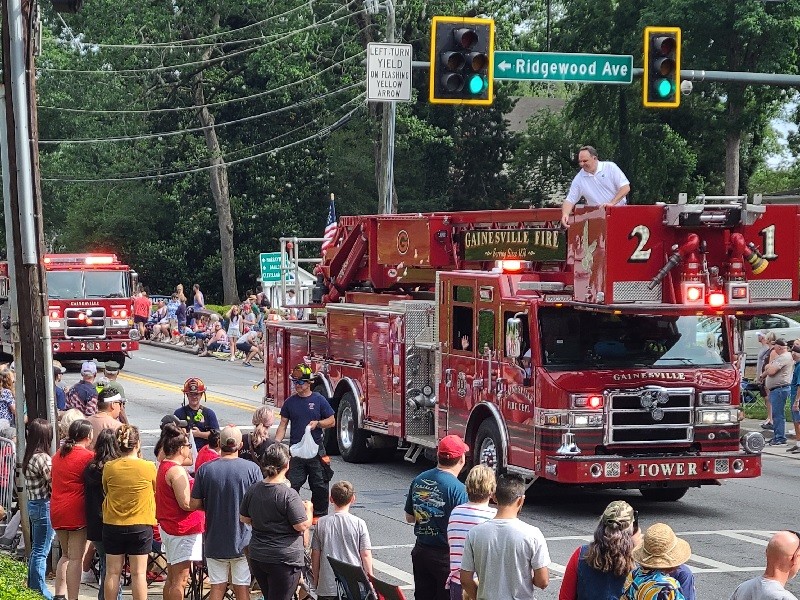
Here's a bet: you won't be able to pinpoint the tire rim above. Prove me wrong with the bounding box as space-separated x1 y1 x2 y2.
479 437 497 469
339 404 354 451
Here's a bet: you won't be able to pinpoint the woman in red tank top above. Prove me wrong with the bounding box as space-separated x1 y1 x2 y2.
155 424 205 600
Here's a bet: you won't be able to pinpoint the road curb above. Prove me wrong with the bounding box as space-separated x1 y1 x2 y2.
140 339 199 355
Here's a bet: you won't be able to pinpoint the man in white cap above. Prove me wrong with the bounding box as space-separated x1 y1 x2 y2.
190 426 261 600
730 530 800 599
103 360 128 424
66 361 99 416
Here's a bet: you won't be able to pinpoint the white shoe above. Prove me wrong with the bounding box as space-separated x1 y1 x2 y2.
81 570 96 583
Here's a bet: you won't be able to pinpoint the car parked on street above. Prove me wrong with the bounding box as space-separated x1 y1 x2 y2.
743 314 800 361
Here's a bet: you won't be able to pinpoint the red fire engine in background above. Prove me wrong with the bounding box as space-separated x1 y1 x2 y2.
0 253 140 367
264 196 800 500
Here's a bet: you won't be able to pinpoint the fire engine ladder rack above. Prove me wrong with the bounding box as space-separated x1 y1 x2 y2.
662 193 766 227
278 237 324 309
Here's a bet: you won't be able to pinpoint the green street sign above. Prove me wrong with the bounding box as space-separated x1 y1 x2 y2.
494 51 633 84
260 252 297 283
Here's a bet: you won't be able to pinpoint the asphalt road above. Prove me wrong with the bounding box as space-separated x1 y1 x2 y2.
68 344 800 600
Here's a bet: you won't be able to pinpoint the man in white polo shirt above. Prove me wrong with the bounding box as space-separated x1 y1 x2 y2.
561 145 630 227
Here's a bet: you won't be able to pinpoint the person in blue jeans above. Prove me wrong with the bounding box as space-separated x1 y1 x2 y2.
764 339 794 446
22 418 55 599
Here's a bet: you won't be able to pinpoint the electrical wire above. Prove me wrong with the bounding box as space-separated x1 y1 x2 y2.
38 48 367 115
38 79 365 144
40 7 357 75
41 102 364 183
52 1 314 50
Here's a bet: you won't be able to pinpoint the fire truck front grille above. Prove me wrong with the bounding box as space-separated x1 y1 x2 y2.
65 308 106 338
607 387 694 445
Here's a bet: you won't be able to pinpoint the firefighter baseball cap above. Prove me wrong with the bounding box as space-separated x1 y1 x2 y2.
437 434 469 459
183 377 206 394
601 500 636 528
291 364 313 382
220 425 243 452
161 414 188 429
53 362 66 376
105 360 121 374
775 338 788 347
81 361 97 375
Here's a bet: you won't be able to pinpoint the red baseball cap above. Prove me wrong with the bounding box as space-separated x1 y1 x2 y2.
438 434 469 459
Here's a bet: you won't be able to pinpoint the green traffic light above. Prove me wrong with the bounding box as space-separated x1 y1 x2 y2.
655 78 673 98
467 74 486 95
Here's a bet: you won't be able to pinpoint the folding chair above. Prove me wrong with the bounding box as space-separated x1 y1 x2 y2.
369 575 407 600
327 556 377 600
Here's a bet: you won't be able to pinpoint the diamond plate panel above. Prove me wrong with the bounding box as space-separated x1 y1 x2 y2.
604 462 621 478
714 458 730 475
405 409 434 435
749 279 792 300
399 300 437 345
612 281 662 303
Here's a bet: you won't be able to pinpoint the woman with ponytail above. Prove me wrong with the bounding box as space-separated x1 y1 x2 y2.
240 443 312 600
240 406 276 465
102 425 156 600
51 419 94 600
156 423 205 600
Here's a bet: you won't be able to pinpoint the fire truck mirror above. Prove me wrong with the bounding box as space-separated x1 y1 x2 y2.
506 317 522 358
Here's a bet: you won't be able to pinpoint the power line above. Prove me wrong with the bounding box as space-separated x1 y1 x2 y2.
38 49 368 115
40 8 357 76
38 80 365 144
41 103 364 183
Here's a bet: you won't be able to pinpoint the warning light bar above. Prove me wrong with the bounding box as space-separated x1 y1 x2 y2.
708 292 726 307
44 254 119 265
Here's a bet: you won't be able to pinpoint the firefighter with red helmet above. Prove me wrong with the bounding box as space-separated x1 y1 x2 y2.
174 377 219 450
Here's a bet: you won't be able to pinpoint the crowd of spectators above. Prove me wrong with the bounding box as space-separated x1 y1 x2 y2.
140 283 300 367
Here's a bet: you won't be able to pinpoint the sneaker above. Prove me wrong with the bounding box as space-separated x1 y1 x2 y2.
81 569 96 584
789 446 800 454
768 439 787 446
242 362 254 367
761 422 774 430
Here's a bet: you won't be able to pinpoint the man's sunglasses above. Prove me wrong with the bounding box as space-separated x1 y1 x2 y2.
291 378 309 386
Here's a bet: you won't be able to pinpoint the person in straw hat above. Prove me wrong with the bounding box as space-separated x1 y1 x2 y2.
621 522 692 600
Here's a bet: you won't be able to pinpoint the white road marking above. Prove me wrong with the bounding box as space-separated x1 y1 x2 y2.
686 553 739 571
372 558 414 585
372 544 415 550
136 357 165 363
715 531 770 546
548 562 566 574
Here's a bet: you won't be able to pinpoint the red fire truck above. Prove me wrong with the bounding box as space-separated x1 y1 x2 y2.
0 253 140 367
264 197 800 500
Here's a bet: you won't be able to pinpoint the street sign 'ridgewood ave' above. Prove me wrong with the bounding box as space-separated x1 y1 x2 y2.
494 51 633 84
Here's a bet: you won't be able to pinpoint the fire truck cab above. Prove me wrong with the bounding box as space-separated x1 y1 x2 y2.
264 196 800 500
0 253 140 367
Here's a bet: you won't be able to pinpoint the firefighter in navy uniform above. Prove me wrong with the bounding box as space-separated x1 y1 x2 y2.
174 377 220 451
274 364 335 521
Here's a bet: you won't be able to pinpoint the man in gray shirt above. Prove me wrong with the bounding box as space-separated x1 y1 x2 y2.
730 530 800 600
765 339 795 446
461 474 550 600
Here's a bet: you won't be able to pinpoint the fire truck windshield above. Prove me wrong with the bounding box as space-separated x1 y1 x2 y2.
47 271 129 299
539 308 728 370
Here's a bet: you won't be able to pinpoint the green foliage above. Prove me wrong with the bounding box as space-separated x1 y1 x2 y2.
0 555 47 600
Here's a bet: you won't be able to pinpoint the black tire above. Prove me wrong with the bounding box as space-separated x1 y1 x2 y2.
640 487 689 502
336 391 371 463
474 419 504 476
110 354 126 369
313 384 340 456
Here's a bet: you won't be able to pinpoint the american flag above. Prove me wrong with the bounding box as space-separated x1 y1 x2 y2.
321 196 338 256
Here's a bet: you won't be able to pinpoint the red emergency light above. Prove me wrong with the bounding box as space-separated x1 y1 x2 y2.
587 395 603 409
500 260 522 272
708 292 726 307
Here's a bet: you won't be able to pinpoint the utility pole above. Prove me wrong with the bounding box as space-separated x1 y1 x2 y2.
1 0 55 429
378 0 396 214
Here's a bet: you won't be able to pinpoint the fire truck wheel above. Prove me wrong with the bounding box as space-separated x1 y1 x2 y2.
314 385 340 456
337 392 370 463
474 419 504 475
639 487 689 502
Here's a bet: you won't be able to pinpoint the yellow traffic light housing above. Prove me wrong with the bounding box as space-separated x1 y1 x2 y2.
643 26 681 108
429 16 495 106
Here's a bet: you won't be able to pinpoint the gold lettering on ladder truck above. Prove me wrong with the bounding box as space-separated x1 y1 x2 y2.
638 463 697 477
463 230 561 250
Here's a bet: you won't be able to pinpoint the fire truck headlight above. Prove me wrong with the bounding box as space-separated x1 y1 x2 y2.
741 431 765 454
49 320 61 329
570 413 603 428
573 415 589 427
700 391 732 405
571 393 604 409
699 409 737 424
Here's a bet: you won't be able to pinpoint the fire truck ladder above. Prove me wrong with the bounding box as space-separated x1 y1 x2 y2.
278 237 324 305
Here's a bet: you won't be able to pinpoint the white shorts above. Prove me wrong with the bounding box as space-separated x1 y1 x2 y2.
158 528 203 565
206 556 251 586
